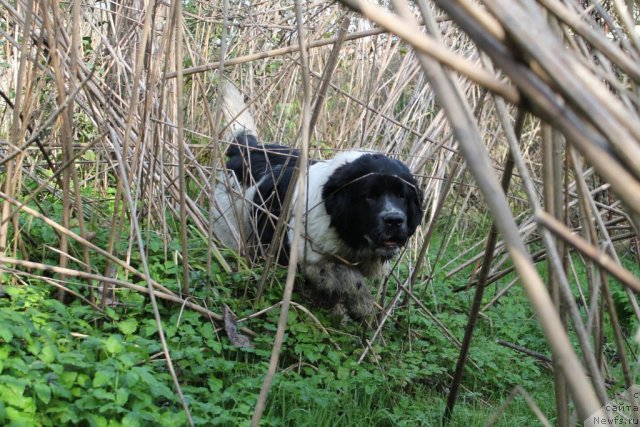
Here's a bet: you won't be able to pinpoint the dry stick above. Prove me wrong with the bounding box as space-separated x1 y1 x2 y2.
359 280 407 365
0 91 61 185
164 26 386 79
443 110 520 424
408 156 461 297
109 127 193 426
610 0 640 55
535 212 640 293
164 17 450 80
0 76 99 230
58 0 94 303
0 0 34 261
103 0 156 313
309 14 350 137
543 124 569 427
250 1 312 424
410 89 492 293
441 1 640 232
451 207 633 289
494 2 640 178
0 257 259 336
484 385 553 427
570 149 638 411
4 266 102 311
492 89 610 409
496 339 553 365
349 0 605 420
173 0 190 297
600 272 639 415
444 1 635 402
44 0 73 302
489 1 640 222
583 180 640 325
206 0 230 306
0 189 177 296
397 274 462 348
337 0 518 104
487 70 612 411
537 0 640 83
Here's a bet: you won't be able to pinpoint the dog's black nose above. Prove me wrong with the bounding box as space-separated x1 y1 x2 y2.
381 212 406 227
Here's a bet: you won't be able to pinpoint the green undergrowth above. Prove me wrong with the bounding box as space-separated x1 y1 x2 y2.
0 281 556 427
3 190 637 426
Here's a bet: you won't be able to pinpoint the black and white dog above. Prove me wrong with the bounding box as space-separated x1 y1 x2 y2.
213 84 423 320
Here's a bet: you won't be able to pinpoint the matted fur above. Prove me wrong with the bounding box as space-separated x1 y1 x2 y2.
213 83 423 320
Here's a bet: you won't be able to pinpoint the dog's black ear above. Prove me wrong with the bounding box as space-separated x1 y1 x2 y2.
406 184 424 234
322 174 351 220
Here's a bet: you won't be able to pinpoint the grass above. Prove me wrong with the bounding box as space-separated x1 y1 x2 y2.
3 182 638 426
0 198 567 426
0 280 558 426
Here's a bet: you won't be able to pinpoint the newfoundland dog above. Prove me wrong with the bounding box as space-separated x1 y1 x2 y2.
213 84 423 320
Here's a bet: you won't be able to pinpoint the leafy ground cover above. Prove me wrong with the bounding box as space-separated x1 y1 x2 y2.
3 182 637 426
0 204 568 426
0 277 557 426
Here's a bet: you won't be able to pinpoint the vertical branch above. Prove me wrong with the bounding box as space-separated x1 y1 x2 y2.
100 0 155 308
443 109 521 423
309 14 351 138
542 124 569 427
338 0 604 419
1 0 34 264
174 0 189 296
250 0 312 424
569 150 638 412
43 1 73 301
206 0 230 304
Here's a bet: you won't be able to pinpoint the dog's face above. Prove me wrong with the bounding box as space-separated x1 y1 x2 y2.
322 154 423 259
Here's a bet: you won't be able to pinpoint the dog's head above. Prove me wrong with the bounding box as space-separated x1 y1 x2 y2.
322 153 423 259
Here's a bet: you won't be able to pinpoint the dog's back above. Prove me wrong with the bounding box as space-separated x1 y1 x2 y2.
215 83 301 262
221 83 300 187
226 130 300 188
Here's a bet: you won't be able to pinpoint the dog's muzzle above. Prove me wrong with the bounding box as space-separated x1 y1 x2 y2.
364 202 408 258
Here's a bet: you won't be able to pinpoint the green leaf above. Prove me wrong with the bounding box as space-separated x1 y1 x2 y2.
60 371 79 387
123 370 140 388
92 388 114 401
134 367 173 399
88 414 108 427
336 367 349 380
105 335 124 354
39 344 57 364
117 318 138 335
104 307 119 320
208 377 223 393
115 388 129 405
121 413 141 427
0 383 32 410
34 383 51 404
0 325 13 343
5 406 37 425
148 236 162 253
93 370 112 388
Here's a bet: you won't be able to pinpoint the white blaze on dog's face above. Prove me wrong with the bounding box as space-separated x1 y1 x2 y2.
365 193 410 258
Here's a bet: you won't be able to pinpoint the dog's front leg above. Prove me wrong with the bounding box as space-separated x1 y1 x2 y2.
303 262 373 320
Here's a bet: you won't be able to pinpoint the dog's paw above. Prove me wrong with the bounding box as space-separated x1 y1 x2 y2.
304 262 374 322
342 278 374 321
